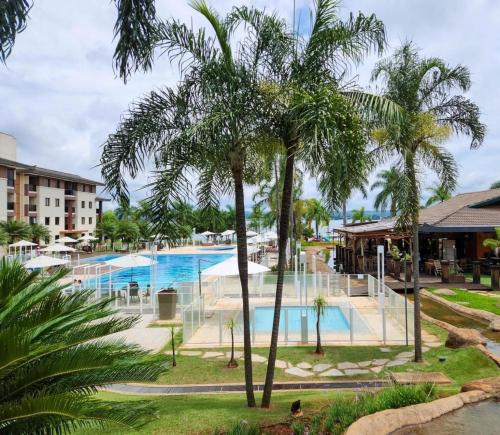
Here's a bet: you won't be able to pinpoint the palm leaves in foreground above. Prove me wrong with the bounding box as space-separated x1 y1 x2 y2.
0 260 166 434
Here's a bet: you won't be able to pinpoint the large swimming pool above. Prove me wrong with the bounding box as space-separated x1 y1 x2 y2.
254 306 350 333
85 253 232 288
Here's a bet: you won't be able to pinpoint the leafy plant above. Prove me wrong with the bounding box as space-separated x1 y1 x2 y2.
483 227 500 256
225 318 238 368
313 296 328 354
390 245 401 260
0 259 166 433
323 249 331 265
224 420 259 435
0 220 31 243
170 326 177 367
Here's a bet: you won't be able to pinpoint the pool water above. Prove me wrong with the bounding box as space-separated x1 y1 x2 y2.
254 306 350 333
85 253 232 289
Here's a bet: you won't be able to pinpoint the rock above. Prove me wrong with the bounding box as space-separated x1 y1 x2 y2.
202 351 224 358
461 377 500 394
434 288 456 296
445 328 487 348
297 362 312 369
386 359 409 367
396 351 414 359
285 367 314 377
379 347 392 352
344 369 370 376
179 350 202 356
313 363 332 372
251 354 267 363
425 342 441 348
422 346 430 353
319 368 344 377
358 360 372 368
287 362 294 369
275 359 288 369
338 361 359 370
371 366 384 374
372 358 390 366
490 319 500 332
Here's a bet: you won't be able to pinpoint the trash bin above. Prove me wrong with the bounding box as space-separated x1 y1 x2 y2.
157 288 177 320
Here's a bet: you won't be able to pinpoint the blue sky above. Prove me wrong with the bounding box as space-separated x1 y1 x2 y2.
1 0 499 211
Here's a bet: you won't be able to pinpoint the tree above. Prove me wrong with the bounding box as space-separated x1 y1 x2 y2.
0 220 31 243
371 166 403 216
225 318 238 368
0 227 7 246
96 212 118 244
371 42 485 362
483 227 500 257
351 207 371 223
249 204 264 233
313 296 327 354
29 223 50 244
490 181 500 189
0 259 165 433
170 327 177 367
115 220 140 249
425 182 452 207
305 199 330 238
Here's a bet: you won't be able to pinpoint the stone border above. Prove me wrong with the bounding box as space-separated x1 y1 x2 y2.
345 390 490 435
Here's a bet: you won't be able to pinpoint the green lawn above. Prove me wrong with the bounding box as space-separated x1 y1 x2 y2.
427 287 500 315
464 273 492 287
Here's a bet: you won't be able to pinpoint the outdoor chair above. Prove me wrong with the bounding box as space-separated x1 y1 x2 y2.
433 260 442 276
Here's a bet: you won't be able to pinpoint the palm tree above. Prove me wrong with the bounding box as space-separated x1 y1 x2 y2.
425 182 452 207
313 296 328 354
249 204 264 233
305 199 330 238
0 259 165 433
29 223 51 244
483 227 500 257
490 181 500 189
371 42 485 361
115 220 140 249
371 166 403 216
351 207 371 223
0 220 31 243
225 318 238 368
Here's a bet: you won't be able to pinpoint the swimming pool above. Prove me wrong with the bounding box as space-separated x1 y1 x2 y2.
85 253 232 289
254 306 350 333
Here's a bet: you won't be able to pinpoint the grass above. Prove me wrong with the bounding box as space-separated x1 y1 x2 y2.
464 273 492 287
427 287 500 315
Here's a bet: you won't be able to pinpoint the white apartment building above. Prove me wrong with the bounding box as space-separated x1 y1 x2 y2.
0 133 106 243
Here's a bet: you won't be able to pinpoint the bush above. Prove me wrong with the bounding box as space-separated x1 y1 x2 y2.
223 420 259 435
323 249 331 264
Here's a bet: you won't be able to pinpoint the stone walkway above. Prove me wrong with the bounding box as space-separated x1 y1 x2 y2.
178 332 441 379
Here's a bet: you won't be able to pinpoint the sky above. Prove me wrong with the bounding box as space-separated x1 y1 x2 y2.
1 0 499 212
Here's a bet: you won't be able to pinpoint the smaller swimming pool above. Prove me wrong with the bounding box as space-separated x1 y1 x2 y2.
254 306 349 333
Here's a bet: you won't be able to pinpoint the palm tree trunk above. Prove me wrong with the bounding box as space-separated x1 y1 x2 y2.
412 219 422 362
230 326 235 365
232 162 256 407
274 159 281 235
342 201 347 226
315 314 321 354
262 141 296 408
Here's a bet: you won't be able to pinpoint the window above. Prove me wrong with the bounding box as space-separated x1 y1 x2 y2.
55 235 59 240
56 180 61 188
55 217 60 225
81 201 85 208
82 185 86 192
81 217 85 225
45 197 50 206
72 223 75 229
45 217 50 225
89 217 93 225
55 198 60 207
88 201 92 209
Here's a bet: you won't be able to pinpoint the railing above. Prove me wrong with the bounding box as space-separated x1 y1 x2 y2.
28 204 37 212
28 184 37 192
7 178 14 187
65 189 75 196
7 202 14 211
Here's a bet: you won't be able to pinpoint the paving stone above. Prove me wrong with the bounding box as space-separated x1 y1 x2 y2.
344 369 370 376
358 360 372 368
285 367 314 377
386 359 410 367
275 359 288 369
372 358 390 366
179 350 202 356
297 362 312 369
425 342 442 348
434 288 456 296
379 347 392 353
371 366 384 374
287 362 294 369
319 368 344 377
202 351 224 358
251 354 267 363
226 351 243 359
313 363 332 372
338 361 359 370
391 372 452 384
396 351 414 359
422 346 430 353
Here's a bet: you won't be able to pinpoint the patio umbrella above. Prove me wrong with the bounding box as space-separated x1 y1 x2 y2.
220 229 235 238
58 236 78 244
201 257 270 276
79 234 98 242
10 240 37 248
24 255 69 269
263 231 278 241
246 230 258 237
40 243 76 253
105 254 156 281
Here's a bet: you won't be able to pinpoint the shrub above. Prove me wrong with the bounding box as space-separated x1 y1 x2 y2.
323 249 331 264
223 420 259 435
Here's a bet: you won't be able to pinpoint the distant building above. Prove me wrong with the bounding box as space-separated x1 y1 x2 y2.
0 132 106 242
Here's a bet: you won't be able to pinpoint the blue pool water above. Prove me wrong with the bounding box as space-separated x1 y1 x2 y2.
85 253 232 288
254 306 349 333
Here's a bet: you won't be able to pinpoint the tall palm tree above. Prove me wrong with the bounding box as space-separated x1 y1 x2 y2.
0 220 31 243
371 42 485 361
490 181 500 189
305 199 330 238
249 204 264 233
100 2 284 407
29 223 51 244
371 166 403 216
313 296 327 355
351 207 371 223
425 182 452 207
0 259 165 433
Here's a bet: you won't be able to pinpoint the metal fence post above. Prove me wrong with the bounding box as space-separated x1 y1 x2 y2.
218 311 223 345
327 273 330 296
382 307 387 344
347 275 351 297
349 306 354 344
251 309 256 344
285 308 289 343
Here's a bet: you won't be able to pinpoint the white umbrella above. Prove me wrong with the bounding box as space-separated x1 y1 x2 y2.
201 257 270 276
105 254 156 281
246 230 258 237
40 243 76 253
79 234 98 242
264 231 278 241
58 236 78 244
220 230 235 236
200 230 215 236
246 246 260 255
24 255 69 269
248 235 265 244
10 240 37 248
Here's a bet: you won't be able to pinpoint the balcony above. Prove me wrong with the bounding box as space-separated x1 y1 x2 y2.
65 189 75 197
7 202 14 211
64 206 75 214
7 179 14 188
28 204 37 212
28 184 37 192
